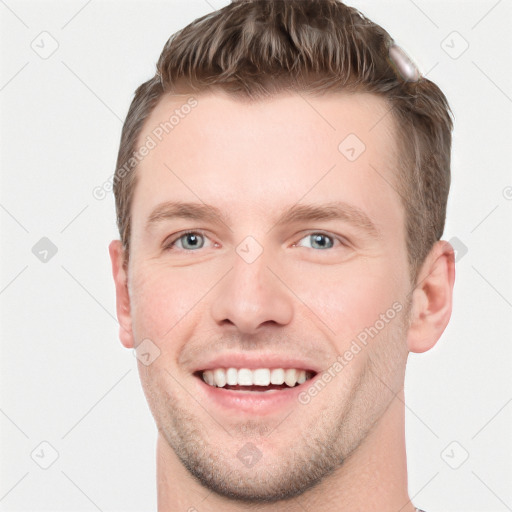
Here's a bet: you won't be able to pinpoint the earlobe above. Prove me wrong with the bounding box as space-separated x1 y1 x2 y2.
406 240 456 353
108 240 135 349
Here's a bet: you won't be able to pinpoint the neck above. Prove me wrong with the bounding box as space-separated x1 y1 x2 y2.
156 390 417 512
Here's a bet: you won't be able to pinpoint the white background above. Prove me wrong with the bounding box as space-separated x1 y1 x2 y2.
1 0 511 510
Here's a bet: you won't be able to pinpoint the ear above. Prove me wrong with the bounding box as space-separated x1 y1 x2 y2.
406 240 456 353
109 240 135 349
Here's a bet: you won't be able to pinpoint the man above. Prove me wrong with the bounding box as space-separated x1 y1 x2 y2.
109 1 455 510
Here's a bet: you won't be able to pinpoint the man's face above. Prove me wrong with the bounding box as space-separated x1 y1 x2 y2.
124 91 413 501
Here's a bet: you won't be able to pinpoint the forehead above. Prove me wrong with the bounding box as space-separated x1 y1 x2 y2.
130 90 403 237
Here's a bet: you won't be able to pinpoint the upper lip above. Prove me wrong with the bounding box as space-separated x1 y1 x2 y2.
192 353 322 374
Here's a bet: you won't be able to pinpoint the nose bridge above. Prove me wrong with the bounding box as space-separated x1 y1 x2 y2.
211 240 294 332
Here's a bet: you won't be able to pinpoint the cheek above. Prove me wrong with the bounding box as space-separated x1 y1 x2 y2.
288 257 402 342
129 259 231 343
129 264 205 341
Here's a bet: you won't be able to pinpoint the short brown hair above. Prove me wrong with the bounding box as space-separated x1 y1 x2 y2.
113 0 453 283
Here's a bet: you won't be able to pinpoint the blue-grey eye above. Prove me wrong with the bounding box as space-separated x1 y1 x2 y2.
178 232 205 250
298 233 335 250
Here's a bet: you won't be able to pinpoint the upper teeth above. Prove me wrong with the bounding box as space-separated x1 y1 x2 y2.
202 368 312 388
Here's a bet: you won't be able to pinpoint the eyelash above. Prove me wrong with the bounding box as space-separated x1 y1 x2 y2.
162 230 347 252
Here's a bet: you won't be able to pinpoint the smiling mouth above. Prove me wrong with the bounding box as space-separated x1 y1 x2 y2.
194 367 317 392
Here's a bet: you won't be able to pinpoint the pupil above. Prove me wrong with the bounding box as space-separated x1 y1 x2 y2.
313 234 330 248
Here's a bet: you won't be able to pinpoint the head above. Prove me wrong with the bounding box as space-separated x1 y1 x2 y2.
109 0 455 504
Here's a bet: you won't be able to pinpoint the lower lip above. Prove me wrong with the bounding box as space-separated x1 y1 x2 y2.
195 375 317 415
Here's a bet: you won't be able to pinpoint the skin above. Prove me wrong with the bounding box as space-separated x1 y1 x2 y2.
109 90 455 511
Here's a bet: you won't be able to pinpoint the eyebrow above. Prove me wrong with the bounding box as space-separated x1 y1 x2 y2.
145 200 380 238
146 201 230 230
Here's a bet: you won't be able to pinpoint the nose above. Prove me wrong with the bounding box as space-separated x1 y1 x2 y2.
210 248 294 334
